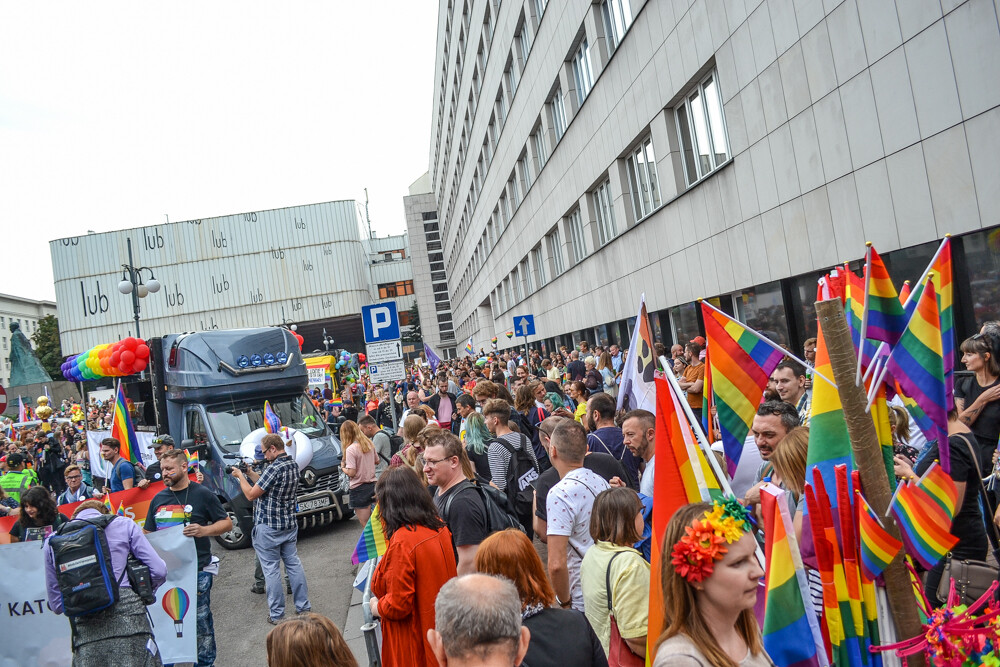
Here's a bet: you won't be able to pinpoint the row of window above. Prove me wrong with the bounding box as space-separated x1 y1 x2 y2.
377 280 415 299
0 316 39 334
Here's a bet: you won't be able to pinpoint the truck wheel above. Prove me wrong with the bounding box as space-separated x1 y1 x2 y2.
215 505 252 550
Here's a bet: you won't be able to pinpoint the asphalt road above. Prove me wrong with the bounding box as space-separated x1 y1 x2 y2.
209 516 363 666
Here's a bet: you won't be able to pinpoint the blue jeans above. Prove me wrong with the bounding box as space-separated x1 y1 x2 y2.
195 571 216 666
252 524 310 620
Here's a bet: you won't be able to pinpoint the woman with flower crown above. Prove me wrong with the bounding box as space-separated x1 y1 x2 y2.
653 500 774 667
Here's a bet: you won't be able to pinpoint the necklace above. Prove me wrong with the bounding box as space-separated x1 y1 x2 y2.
170 484 192 524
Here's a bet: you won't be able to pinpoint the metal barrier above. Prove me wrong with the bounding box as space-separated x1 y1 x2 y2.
361 556 381 667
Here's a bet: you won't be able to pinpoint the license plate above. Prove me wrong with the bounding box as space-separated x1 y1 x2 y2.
296 496 331 512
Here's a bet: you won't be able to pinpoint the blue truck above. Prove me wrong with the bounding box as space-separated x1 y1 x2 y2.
134 326 349 549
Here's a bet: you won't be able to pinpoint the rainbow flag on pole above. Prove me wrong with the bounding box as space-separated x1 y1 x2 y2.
351 504 388 565
701 302 784 474
863 246 907 346
465 337 474 356
904 238 955 407
844 267 879 374
888 473 958 571
856 491 902 581
886 276 949 470
110 382 141 466
102 492 114 514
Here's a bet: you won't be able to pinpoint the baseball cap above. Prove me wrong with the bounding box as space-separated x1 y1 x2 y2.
7 453 23 467
152 434 175 447
690 336 706 346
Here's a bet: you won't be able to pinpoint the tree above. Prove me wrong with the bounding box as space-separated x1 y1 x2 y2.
402 302 423 344
31 314 63 379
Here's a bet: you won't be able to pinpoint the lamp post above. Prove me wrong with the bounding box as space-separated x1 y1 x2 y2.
322 328 335 353
116 237 160 340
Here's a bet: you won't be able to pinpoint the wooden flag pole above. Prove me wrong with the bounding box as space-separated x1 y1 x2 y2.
814 298 922 665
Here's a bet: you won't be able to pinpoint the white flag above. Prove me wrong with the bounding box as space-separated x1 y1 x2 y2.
616 294 657 413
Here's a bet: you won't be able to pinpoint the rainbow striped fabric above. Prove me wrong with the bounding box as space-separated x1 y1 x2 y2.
898 281 911 304
844 267 880 373
886 276 949 470
465 338 474 355
103 492 114 514
864 246 907 345
856 491 902 581
116 501 127 517
701 303 785 474
263 400 283 435
110 382 141 465
153 504 189 529
904 238 955 407
761 485 827 667
184 449 199 473
351 504 388 565
919 461 958 516
889 465 958 570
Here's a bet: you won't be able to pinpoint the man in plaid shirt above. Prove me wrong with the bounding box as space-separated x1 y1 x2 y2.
231 433 312 624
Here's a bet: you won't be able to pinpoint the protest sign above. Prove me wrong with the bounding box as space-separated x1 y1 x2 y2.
86 429 157 478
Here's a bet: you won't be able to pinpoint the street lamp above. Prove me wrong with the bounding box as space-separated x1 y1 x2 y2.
322 328 335 352
117 237 160 340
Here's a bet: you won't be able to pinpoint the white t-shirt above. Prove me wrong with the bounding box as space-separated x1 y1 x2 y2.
546 467 610 611
639 455 655 497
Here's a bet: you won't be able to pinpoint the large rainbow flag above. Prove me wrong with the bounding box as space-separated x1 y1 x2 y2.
761 484 828 667
886 276 949 470
110 382 141 466
863 246 907 346
843 266 880 374
701 302 784 474
351 504 388 565
903 238 954 406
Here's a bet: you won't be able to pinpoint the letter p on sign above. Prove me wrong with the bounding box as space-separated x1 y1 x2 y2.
361 302 401 343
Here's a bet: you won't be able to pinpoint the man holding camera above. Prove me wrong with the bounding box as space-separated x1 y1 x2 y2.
145 449 231 667
230 433 311 624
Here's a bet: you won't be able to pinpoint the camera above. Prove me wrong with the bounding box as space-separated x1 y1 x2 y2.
224 460 249 475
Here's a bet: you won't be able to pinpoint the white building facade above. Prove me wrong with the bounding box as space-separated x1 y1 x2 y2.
430 0 1000 355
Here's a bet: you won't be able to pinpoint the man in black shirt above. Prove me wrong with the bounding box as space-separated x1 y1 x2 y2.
532 416 627 542
145 449 231 667
565 350 586 383
424 431 487 576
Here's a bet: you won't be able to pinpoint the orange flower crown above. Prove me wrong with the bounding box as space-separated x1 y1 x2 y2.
670 497 753 584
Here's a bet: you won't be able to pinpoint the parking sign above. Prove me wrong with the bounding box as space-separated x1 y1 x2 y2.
361 302 401 343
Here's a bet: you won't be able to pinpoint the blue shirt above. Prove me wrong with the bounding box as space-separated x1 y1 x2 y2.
108 458 137 492
586 426 639 490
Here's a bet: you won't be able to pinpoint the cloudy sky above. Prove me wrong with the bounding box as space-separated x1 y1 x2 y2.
0 1 437 301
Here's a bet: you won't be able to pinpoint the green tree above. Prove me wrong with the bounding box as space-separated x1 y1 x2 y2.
31 314 63 379
402 302 422 344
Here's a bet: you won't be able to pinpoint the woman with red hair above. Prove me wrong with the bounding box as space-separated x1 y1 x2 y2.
475 528 606 667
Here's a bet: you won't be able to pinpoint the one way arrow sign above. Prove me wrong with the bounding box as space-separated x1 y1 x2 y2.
513 314 535 337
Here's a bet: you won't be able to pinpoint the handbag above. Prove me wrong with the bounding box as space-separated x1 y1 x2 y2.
606 551 644 667
935 433 1000 606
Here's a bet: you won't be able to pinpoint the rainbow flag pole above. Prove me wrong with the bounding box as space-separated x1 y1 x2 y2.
110 381 141 466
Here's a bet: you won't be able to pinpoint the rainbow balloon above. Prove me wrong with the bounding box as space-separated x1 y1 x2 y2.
161 587 190 637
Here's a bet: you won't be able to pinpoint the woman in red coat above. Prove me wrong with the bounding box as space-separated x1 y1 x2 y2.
369 466 457 667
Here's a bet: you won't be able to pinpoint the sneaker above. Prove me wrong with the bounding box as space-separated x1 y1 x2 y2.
250 584 265 594
267 615 286 626
296 608 312 615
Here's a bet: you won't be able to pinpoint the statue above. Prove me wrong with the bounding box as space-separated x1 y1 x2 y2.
36 396 54 432
8 321 53 386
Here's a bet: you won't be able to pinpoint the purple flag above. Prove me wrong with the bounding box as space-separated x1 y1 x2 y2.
424 343 441 374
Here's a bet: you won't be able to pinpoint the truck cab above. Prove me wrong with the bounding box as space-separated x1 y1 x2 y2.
147 327 350 549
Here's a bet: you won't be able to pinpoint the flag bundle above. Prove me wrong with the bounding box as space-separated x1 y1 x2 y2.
184 449 200 473
903 238 955 404
351 504 388 565
888 462 959 570
110 382 141 466
701 302 784 474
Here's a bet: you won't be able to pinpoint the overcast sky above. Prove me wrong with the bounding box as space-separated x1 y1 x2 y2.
0 1 437 302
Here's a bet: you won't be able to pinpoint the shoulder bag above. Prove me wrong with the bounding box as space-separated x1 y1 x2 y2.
936 433 1000 606
606 550 644 667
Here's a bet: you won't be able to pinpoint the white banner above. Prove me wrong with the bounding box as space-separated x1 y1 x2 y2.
86 430 157 479
0 525 198 666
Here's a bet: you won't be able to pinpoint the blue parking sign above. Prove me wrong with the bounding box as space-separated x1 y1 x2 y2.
362 302 401 343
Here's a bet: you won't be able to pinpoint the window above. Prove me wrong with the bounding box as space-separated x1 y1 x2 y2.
521 259 533 294
507 62 519 96
505 277 515 308
477 47 487 74
625 135 661 220
500 193 510 224
509 174 521 208
378 280 415 299
741 282 790 346
513 268 523 301
535 0 548 19
532 130 548 169
547 227 565 277
593 179 617 245
572 39 594 105
483 138 492 167
517 25 532 63
532 245 547 287
496 93 507 125
602 0 633 54
567 208 587 264
518 154 533 190
676 70 730 185
550 88 567 141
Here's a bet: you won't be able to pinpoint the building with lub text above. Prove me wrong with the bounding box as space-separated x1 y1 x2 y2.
49 201 415 356
406 172 460 358
0 294 58 387
428 0 1000 356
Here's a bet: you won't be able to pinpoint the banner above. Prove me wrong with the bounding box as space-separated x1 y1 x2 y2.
0 525 198 666
87 429 157 479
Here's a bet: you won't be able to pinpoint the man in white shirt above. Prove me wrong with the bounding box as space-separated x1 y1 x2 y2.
621 409 655 497
546 419 609 612
399 391 422 423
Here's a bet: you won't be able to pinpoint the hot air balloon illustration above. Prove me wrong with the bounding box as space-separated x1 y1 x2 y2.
161 587 190 637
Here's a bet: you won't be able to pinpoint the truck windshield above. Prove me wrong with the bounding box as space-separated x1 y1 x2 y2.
205 396 327 451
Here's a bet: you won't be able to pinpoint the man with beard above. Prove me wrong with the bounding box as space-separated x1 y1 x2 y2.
621 409 655 497
741 400 800 509
585 393 638 490
145 449 231 667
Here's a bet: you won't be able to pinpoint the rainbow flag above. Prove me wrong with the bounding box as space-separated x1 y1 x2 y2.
843 267 880 372
863 246 907 345
898 281 911 304
918 461 958 517
888 476 958 570
102 492 114 514
886 276 949 470
351 504 388 565
761 484 828 667
116 501 127 517
110 382 141 466
856 491 902 581
153 506 188 528
904 238 954 406
328 395 343 408
701 302 784 474
465 337 474 356
184 449 200 473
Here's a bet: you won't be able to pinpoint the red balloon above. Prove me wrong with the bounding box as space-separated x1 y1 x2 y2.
118 361 131 373
135 344 150 359
121 350 136 366
133 359 147 372
294 332 304 348
123 337 138 351
358 353 366 363
111 351 121 366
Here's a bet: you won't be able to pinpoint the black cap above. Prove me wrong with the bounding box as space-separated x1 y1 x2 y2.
7 453 24 467
152 434 175 447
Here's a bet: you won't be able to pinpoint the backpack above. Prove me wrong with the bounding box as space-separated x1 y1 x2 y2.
492 435 540 527
386 432 404 456
442 479 524 535
48 514 125 617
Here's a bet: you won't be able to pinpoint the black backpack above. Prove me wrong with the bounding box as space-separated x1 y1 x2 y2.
493 435 540 527
442 479 524 535
49 514 125 617
386 431 404 456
